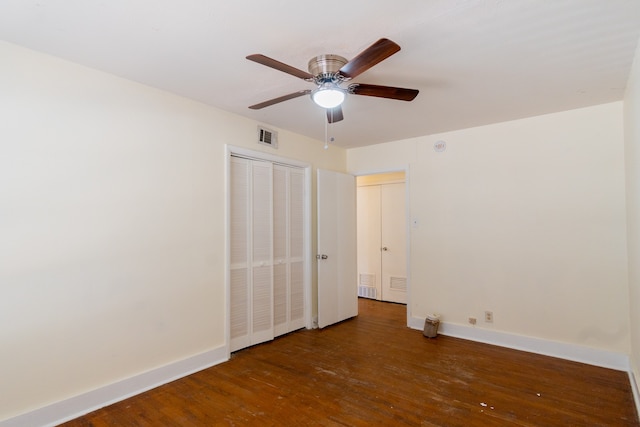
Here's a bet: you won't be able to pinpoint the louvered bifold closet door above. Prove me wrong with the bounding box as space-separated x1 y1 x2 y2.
230 157 250 352
273 166 288 336
229 157 274 352
288 167 305 331
250 161 274 346
273 165 306 337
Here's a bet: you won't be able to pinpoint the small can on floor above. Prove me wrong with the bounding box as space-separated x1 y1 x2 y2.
423 314 440 338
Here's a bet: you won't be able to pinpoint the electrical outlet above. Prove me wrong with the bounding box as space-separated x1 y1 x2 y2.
484 311 493 323
468 317 477 325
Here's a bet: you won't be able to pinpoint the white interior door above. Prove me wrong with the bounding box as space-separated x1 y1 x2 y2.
381 183 407 304
357 186 382 299
317 169 357 329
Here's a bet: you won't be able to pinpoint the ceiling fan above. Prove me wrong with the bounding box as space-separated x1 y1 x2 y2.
246 38 419 123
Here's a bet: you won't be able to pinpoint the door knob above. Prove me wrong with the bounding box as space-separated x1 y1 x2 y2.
316 254 329 260
382 247 388 251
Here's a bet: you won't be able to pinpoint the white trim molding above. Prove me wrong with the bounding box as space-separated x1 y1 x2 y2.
0 346 228 427
630 370 640 421
409 316 630 371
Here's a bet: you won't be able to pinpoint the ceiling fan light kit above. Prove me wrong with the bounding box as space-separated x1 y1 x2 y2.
246 38 419 124
312 83 345 108
308 54 348 108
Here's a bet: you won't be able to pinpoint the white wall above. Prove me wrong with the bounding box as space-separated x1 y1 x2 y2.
348 103 629 355
0 41 345 422
625 36 640 396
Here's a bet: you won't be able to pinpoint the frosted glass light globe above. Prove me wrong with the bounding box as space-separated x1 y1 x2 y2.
312 84 345 109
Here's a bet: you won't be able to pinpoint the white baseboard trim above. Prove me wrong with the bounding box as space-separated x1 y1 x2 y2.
630 370 640 421
408 316 629 371
1 346 228 427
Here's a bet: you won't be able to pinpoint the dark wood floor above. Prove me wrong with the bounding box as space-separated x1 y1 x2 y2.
62 298 638 426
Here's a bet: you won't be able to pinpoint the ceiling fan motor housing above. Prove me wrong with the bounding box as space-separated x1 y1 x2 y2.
308 54 348 83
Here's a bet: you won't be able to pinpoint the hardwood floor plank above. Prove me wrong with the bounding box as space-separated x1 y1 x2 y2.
61 298 639 426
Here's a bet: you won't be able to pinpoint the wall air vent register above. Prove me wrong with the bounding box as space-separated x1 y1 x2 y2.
258 126 278 149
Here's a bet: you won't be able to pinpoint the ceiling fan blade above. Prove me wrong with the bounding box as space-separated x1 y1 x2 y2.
326 106 344 123
338 38 401 79
349 83 419 101
249 90 312 109
246 54 314 80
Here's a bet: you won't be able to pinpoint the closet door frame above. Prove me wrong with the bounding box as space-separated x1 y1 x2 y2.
225 145 312 356
354 166 412 327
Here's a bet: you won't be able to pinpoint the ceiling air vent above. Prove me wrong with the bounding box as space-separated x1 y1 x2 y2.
257 126 278 149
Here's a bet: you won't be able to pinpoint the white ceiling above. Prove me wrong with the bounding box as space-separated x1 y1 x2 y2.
1 0 639 148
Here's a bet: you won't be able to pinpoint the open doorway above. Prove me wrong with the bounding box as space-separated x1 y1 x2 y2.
356 171 407 305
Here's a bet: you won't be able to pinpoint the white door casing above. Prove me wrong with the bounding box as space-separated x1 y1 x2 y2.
356 181 407 304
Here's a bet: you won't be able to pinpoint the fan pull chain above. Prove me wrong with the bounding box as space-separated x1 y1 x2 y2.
324 110 329 150
323 109 336 150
